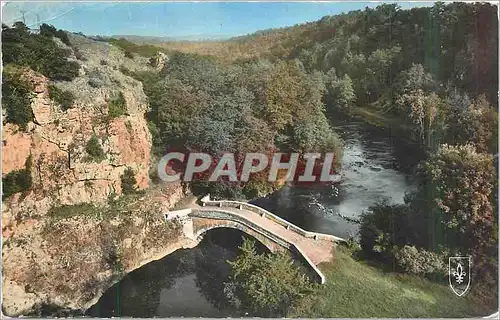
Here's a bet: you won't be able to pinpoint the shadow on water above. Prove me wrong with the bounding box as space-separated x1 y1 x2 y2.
87 228 269 318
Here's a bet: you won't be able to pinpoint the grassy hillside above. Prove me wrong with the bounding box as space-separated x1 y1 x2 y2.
292 248 491 318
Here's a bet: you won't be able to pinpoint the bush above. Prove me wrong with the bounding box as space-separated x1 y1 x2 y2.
40 23 70 46
108 92 127 118
2 155 32 200
48 85 75 111
73 48 87 61
2 71 34 130
124 51 134 59
100 59 107 66
358 200 413 261
119 66 132 76
225 239 317 317
393 245 447 276
2 23 79 81
85 134 106 162
120 167 137 194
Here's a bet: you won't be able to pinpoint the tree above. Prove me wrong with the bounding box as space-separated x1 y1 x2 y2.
416 144 495 251
225 239 316 317
446 94 498 154
85 134 106 162
2 71 34 130
108 92 127 118
358 199 413 261
120 167 137 194
48 85 75 111
336 74 356 109
2 23 79 81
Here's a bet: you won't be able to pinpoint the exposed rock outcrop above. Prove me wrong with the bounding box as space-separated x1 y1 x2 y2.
2 33 187 316
2 44 152 228
2 188 196 316
149 51 169 71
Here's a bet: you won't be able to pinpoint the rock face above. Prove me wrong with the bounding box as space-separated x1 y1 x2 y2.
2 39 153 228
1 33 189 316
1 188 195 317
149 51 169 71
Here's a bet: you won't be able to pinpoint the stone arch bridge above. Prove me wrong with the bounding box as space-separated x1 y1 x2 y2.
165 195 346 284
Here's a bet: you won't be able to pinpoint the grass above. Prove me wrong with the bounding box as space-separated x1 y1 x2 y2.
292 247 493 318
350 104 415 140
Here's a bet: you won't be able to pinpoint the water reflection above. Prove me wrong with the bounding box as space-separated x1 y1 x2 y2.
88 117 422 317
87 228 269 318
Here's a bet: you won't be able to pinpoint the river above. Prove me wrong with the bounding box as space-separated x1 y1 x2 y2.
87 115 424 317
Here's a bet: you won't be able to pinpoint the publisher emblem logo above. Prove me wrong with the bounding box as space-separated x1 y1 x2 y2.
449 256 471 296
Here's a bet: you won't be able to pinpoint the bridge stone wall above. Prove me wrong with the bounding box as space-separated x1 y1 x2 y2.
200 195 346 243
165 200 333 284
191 217 285 253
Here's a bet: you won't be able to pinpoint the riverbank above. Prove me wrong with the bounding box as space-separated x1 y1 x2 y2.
292 247 492 318
1 186 199 317
349 104 421 148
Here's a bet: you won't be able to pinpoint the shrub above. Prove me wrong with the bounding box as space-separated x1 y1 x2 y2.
40 23 71 45
2 155 32 200
2 23 79 81
2 71 34 130
73 48 87 61
120 167 137 194
358 200 413 261
85 134 106 162
124 51 134 59
100 59 107 66
225 238 317 317
393 245 447 276
108 92 127 119
125 120 133 134
48 85 75 111
119 66 132 76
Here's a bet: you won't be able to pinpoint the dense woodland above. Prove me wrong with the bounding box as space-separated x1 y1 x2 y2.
1 1 498 317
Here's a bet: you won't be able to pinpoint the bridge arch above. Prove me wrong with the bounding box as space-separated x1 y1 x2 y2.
193 221 285 253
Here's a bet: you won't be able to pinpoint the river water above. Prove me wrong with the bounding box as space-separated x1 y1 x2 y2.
87 116 424 317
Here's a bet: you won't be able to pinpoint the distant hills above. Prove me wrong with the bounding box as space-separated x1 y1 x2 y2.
112 34 232 43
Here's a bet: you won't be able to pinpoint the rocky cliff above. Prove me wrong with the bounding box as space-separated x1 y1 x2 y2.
2 34 191 316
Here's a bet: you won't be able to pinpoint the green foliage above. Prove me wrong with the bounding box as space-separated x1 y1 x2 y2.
85 134 106 162
283 2 497 105
124 51 134 59
106 37 165 57
107 92 127 118
2 70 34 130
48 85 75 111
358 200 412 261
393 245 447 276
120 167 137 195
290 248 490 317
131 52 344 198
225 239 317 317
2 22 79 81
39 23 71 46
47 203 97 219
416 144 496 251
2 155 32 200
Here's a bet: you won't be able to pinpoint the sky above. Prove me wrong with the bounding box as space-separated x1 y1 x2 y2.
1 1 432 40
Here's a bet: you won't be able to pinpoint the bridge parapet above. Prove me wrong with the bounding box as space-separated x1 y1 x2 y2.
200 195 346 243
190 208 326 284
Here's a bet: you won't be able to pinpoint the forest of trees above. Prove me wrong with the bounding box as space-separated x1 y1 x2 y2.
127 52 343 199
118 2 498 312
1 1 498 316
